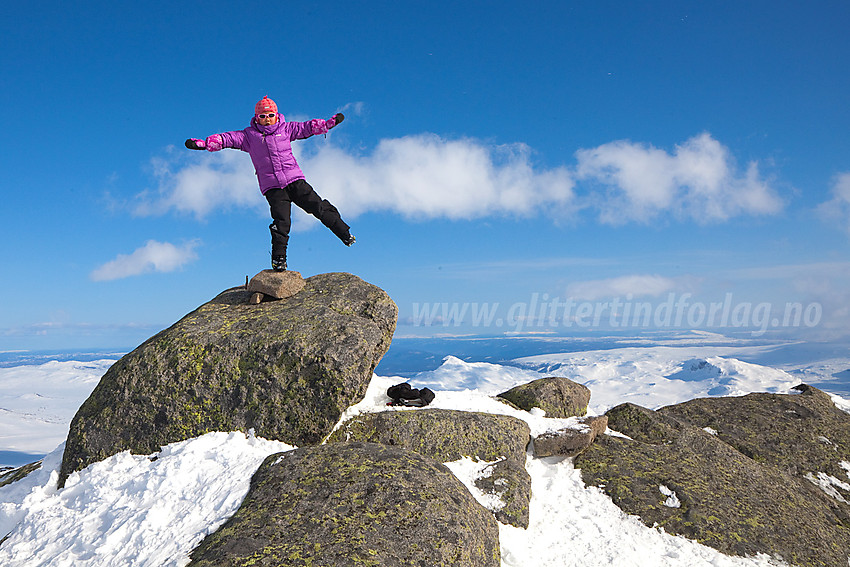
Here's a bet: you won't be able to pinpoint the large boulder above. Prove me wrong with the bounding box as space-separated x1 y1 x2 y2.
188 442 501 567
575 388 850 567
59 272 397 487
327 409 532 528
497 376 590 418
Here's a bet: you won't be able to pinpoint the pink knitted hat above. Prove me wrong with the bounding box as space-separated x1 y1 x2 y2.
255 96 278 115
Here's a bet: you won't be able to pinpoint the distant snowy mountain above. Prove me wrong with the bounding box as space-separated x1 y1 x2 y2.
510 345 801 414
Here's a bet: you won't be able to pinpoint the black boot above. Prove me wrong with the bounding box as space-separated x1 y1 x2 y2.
271 256 287 272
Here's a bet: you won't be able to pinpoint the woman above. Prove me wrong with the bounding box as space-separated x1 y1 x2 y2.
186 96 354 271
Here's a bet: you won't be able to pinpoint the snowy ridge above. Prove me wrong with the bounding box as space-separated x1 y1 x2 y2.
511 347 801 413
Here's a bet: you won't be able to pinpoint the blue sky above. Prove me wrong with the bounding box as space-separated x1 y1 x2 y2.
2 1 849 350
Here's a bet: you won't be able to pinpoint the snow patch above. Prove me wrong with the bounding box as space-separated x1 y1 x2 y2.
0 360 114 455
499 456 788 567
659 485 681 508
329 367 595 439
830 393 850 415
444 457 506 513
0 432 293 567
512 348 800 414
804 471 850 503
413 355 544 393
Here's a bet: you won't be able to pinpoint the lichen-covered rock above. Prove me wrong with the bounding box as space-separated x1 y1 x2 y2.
327 408 530 463
58 273 397 487
327 408 532 529
188 442 501 567
533 415 608 458
575 396 850 567
497 376 590 418
659 384 850 495
474 457 532 529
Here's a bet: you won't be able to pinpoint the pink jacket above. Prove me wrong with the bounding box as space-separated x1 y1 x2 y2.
217 115 335 194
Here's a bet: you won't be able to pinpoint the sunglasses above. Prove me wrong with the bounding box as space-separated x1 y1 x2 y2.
257 113 276 119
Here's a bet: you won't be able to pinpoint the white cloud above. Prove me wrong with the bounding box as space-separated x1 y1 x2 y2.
134 135 576 223
135 150 263 219
817 172 850 234
133 131 783 227
566 274 694 301
574 132 783 224
307 134 576 220
91 240 200 281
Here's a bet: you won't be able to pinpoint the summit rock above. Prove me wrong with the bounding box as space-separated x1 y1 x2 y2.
58 272 397 487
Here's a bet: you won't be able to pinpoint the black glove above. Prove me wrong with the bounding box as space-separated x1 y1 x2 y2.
333 113 345 125
185 138 205 150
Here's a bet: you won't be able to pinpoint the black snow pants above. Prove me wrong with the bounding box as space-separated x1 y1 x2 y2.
265 179 351 260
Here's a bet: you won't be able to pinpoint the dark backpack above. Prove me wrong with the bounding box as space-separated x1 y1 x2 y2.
387 382 435 407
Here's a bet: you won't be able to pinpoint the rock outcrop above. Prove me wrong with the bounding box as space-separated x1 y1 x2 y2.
498 376 590 418
59 272 397 487
0 461 42 490
533 415 608 458
473 456 532 529
659 383 850 491
33 274 849 567
188 442 501 567
575 385 850 567
327 408 532 528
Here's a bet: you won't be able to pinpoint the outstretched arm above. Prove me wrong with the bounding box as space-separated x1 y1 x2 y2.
294 112 346 140
185 130 246 152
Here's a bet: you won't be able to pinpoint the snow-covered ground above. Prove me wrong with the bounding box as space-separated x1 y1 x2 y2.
0 360 111 462
1 336 849 566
